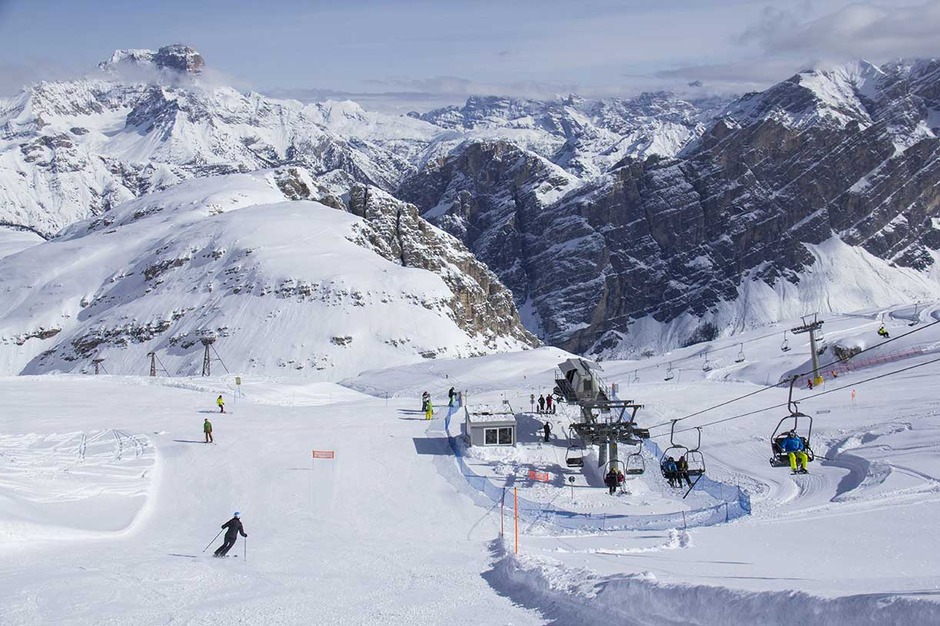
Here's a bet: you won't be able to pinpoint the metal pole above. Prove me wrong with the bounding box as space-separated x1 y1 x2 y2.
202 528 224 552
514 488 519 555
808 328 822 385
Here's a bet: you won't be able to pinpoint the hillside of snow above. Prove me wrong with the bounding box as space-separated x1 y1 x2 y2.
0 172 535 379
2 304 940 624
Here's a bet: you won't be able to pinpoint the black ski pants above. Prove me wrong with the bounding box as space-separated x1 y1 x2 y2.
215 534 238 556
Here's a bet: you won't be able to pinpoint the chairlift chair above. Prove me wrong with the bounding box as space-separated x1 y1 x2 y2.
702 350 713 372
769 377 816 467
664 362 675 381
734 343 745 363
623 443 645 476
660 422 705 491
781 331 791 352
565 427 586 468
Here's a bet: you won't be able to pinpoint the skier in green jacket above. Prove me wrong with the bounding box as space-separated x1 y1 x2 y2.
204 418 213 443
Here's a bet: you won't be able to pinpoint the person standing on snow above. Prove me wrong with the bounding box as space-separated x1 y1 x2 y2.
543 421 551 442
448 387 456 407
425 399 434 420
204 418 213 443
545 394 554 414
216 394 225 413
537 394 545 413
421 391 430 412
214 512 247 557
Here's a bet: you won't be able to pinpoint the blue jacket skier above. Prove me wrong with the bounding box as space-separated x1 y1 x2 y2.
781 431 809 473
214 512 247 557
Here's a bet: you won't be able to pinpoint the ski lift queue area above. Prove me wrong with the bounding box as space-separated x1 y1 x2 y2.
458 403 704 515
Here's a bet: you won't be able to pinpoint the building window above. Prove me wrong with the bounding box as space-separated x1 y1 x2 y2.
484 427 513 445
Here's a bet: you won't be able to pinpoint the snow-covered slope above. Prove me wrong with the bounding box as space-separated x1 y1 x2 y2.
0 172 535 377
2 305 940 624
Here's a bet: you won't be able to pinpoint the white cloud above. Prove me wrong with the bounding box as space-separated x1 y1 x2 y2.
740 1 940 60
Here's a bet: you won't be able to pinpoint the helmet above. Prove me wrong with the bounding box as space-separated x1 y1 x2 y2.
233 511 240 517
788 430 796 437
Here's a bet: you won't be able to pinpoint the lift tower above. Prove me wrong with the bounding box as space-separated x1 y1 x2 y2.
791 314 824 386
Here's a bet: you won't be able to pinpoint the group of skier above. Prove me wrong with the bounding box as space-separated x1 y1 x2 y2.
420 387 461 420
533 393 554 414
660 455 694 488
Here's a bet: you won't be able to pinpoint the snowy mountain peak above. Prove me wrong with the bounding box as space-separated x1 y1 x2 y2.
98 44 206 75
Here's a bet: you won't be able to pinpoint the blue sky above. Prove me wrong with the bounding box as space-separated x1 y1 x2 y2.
1 0 938 110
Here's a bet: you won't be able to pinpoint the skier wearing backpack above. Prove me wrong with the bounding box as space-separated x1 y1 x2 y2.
214 512 247 557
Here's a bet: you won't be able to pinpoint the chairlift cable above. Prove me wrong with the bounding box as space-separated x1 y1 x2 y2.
649 353 940 439
645 319 940 433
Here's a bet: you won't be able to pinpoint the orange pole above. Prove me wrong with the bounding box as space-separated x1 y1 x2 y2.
514 487 519 555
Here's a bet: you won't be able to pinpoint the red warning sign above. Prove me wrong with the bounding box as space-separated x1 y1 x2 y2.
528 470 551 482
312 450 335 459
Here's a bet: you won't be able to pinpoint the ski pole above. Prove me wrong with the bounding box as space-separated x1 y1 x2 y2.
203 529 224 552
243 536 247 562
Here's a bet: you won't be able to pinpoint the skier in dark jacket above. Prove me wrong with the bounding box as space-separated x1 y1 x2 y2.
537 394 545 413
543 421 551 442
214 512 247 557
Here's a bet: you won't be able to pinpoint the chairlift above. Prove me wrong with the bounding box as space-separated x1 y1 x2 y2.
780 331 791 353
734 343 745 363
702 349 713 372
623 442 645 476
565 427 586 468
660 421 705 495
603 459 629 493
909 303 920 326
769 377 816 467
632 369 640 384
664 362 675 382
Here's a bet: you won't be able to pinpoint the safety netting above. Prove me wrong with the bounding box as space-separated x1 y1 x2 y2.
443 407 750 532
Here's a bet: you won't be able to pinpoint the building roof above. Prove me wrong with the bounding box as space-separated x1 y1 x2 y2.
465 404 517 424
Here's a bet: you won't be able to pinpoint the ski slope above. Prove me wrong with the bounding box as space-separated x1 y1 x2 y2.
2 306 940 624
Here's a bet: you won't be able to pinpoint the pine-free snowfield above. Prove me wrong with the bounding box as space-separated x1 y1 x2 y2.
3 310 940 624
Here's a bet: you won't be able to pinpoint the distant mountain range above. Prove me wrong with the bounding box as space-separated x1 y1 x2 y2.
0 45 938 373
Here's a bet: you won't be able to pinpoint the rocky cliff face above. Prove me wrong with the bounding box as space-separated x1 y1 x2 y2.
403 61 940 355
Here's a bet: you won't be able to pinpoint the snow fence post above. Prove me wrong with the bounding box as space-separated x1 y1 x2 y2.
514 487 519 555
501 488 506 539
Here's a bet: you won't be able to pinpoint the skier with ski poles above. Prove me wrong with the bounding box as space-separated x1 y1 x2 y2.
213 512 247 557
